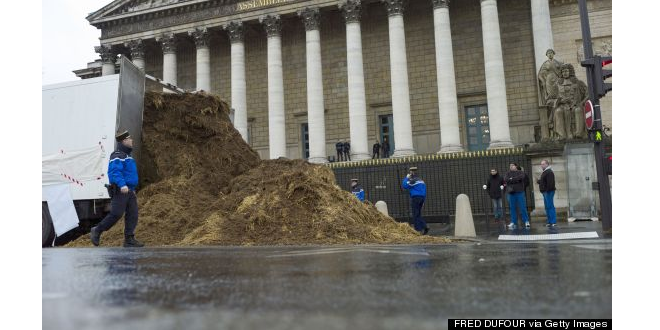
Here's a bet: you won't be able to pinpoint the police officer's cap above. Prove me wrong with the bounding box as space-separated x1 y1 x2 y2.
115 130 131 142
409 166 418 171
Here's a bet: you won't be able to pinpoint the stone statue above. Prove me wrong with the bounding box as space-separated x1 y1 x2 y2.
547 63 588 140
537 49 563 141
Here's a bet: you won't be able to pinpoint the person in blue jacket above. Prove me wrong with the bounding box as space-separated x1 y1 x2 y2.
402 167 429 235
90 130 144 247
350 178 365 202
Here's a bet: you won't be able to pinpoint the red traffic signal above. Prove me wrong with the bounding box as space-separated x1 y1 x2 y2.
594 55 612 97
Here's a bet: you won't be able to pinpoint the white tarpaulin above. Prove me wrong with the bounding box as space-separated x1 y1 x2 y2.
42 145 105 186
42 184 79 236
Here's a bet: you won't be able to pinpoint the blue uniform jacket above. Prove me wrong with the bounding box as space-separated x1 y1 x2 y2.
108 145 139 191
402 176 426 198
351 185 365 202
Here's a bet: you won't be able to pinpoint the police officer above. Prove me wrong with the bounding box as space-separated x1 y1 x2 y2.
335 140 344 162
90 130 144 247
382 137 390 158
402 167 429 235
372 139 381 159
343 139 351 161
350 178 365 202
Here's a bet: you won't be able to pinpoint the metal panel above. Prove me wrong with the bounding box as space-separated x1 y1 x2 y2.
42 75 121 201
116 57 146 164
330 150 534 223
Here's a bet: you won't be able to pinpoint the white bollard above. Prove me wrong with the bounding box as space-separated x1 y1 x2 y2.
454 194 476 237
375 201 389 217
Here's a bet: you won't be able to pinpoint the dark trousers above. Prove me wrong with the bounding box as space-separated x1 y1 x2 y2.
344 151 351 161
336 149 343 162
372 151 379 159
411 196 427 232
97 190 139 237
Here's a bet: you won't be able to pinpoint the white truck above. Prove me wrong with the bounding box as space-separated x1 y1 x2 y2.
42 58 146 247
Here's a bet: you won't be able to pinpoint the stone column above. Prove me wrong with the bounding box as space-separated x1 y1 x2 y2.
189 27 211 92
433 0 463 153
531 0 554 141
157 34 178 93
225 21 249 142
125 40 145 71
382 0 415 157
480 0 514 149
95 45 116 76
260 15 287 159
531 0 554 71
340 0 370 161
299 8 328 164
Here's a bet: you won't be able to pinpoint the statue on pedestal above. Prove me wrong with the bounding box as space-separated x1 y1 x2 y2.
547 63 588 140
537 49 563 141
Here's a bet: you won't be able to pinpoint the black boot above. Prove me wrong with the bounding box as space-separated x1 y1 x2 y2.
123 235 144 248
90 226 101 246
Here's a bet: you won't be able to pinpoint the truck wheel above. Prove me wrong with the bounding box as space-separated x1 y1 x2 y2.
42 203 55 247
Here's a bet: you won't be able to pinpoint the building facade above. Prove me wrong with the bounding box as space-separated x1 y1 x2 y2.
82 0 612 162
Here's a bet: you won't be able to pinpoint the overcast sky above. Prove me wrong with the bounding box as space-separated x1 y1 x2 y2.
42 0 110 85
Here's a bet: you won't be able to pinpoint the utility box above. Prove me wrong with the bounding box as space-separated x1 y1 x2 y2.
564 143 599 221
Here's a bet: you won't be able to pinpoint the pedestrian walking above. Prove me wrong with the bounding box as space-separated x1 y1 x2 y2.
483 168 505 222
335 140 344 162
90 130 144 247
382 137 390 158
372 140 381 159
343 139 351 161
504 162 531 229
350 178 365 202
537 159 557 227
401 167 429 235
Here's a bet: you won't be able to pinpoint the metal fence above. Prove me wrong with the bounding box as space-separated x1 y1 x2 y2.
328 148 534 223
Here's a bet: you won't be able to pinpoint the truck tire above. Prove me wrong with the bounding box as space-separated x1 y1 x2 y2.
42 203 55 247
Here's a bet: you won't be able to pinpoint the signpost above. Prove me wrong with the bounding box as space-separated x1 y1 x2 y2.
584 100 594 130
578 0 612 232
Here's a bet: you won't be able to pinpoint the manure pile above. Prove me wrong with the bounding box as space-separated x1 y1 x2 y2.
68 92 448 247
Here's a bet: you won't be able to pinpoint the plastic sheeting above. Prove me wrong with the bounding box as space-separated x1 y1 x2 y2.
42 184 79 236
42 145 105 186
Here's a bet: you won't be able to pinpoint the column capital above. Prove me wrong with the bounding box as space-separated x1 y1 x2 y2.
339 0 362 24
157 33 177 54
298 8 321 31
124 39 144 60
381 0 406 16
432 0 449 9
188 27 210 48
259 14 281 37
95 44 116 64
224 21 245 43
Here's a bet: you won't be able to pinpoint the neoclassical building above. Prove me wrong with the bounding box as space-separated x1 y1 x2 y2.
77 0 612 162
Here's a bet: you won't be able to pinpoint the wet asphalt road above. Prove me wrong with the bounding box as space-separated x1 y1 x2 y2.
43 226 611 330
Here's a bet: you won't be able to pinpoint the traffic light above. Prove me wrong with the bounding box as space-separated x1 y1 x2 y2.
593 55 612 98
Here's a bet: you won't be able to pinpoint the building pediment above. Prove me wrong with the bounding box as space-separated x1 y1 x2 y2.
88 0 215 24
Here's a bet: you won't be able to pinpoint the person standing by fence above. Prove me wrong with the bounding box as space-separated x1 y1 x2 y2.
483 168 505 222
402 167 429 235
537 159 557 227
350 178 365 202
504 163 531 229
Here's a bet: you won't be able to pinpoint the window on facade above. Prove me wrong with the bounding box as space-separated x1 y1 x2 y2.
301 123 309 159
464 104 490 151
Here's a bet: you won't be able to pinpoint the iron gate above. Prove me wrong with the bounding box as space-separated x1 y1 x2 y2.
328 148 534 223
